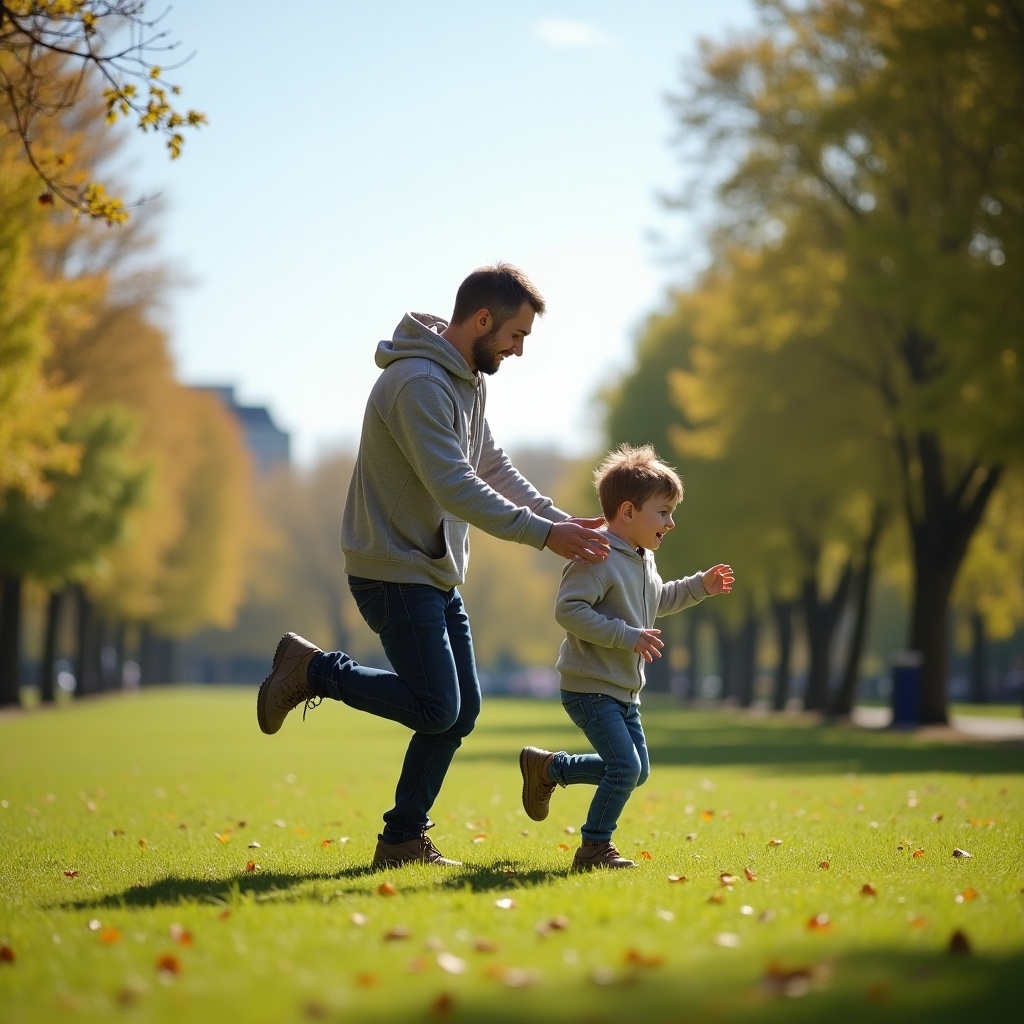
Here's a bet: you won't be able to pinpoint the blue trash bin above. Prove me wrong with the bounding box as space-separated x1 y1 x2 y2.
891 650 923 728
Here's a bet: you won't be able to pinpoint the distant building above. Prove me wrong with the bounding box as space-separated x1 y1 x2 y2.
194 385 290 473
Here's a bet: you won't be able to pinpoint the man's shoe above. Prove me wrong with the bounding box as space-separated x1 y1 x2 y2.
519 746 556 821
256 632 322 735
571 840 636 871
371 831 462 868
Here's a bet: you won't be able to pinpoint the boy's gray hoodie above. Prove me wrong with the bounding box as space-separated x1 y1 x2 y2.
555 531 708 704
341 312 570 590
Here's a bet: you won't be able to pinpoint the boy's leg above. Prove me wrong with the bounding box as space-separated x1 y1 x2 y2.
558 693 641 843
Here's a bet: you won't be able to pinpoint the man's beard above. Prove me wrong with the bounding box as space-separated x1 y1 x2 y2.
471 326 503 375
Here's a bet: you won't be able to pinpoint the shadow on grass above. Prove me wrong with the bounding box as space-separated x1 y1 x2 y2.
469 708 1024 776
54 863 562 911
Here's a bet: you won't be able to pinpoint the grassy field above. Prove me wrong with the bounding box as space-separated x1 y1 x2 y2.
1 688 1022 1023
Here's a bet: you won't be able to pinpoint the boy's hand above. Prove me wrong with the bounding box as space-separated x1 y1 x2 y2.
634 628 664 663
702 563 735 596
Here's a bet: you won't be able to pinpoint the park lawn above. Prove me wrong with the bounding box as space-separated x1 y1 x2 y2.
0 689 1022 1024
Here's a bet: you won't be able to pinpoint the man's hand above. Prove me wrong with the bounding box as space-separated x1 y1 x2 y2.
634 628 664 663
702 563 735 596
544 519 610 563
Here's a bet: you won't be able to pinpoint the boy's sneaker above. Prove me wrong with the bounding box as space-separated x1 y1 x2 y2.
371 831 462 868
519 746 556 820
571 840 636 871
257 632 322 734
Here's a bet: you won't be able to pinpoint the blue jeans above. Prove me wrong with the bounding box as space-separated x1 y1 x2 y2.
547 691 650 844
306 576 481 844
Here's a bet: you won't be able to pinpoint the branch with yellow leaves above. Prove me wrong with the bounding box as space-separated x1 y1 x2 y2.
0 1 205 223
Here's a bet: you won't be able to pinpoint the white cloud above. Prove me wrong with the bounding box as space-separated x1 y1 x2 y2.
534 16 616 49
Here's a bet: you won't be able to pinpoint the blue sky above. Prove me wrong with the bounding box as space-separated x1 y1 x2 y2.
123 1 757 466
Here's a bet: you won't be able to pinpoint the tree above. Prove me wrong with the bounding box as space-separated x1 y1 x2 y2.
667 0 1024 722
0 135 79 502
0 404 146 705
0 3 205 221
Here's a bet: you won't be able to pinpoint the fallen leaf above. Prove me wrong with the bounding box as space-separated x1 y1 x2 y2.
913 849 925 859
169 924 192 946
437 952 467 974
932 813 944 822
955 888 978 903
667 874 687 883
214 833 229 844
908 915 927 929
494 898 516 910
216 910 232 921
430 992 455 1015
744 866 757 881
350 912 367 926
99 928 122 944
760 960 827 999
564 825 576 834
708 893 725 904
355 972 378 987
806 913 833 932
248 841 261 849
472 833 488 843
625 948 664 967
473 937 499 953
384 925 411 941
245 860 258 873
819 861 830 870
376 882 398 897
557 843 570 852
767 838 783 847
719 873 737 887
155 953 181 976
952 848 972 859
686 832 697 841
88 919 102 931
639 851 653 861
714 932 741 948
949 929 971 955
321 839 333 848
700 810 715 822
1 943 14 963
860 883 878 897
138 838 147 850
63 870 79 878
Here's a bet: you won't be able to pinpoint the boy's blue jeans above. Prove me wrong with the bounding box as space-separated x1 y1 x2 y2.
547 690 650 844
306 576 481 845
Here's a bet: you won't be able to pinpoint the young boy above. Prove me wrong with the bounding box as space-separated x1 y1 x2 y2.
519 444 734 871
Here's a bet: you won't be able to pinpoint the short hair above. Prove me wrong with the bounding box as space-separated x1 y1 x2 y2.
594 443 684 521
450 262 546 327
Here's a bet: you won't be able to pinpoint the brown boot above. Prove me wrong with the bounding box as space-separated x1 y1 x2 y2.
256 632 321 734
519 746 556 821
571 840 635 871
371 830 462 868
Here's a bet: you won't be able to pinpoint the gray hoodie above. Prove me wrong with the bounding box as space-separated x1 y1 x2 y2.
555 531 708 703
341 312 570 589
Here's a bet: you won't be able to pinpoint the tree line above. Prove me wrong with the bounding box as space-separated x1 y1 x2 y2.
2 1 1022 723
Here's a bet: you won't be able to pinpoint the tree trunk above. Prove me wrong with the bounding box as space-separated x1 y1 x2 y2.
770 596 795 711
896 418 1001 724
74 584 99 697
830 508 885 718
801 561 853 713
39 589 64 704
969 612 988 704
0 576 23 708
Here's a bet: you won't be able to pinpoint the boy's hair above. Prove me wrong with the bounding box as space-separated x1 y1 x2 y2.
451 262 546 327
594 443 684 521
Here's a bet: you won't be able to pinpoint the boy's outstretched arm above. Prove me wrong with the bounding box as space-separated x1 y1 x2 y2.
701 563 735 596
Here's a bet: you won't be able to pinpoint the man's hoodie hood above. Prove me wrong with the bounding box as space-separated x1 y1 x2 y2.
375 312 474 381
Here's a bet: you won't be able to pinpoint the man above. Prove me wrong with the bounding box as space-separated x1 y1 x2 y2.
257 263 609 868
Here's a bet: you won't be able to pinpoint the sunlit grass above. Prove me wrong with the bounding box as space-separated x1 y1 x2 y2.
1 688 1021 1023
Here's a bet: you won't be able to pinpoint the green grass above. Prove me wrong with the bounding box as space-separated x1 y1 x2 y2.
1 688 1022 1023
